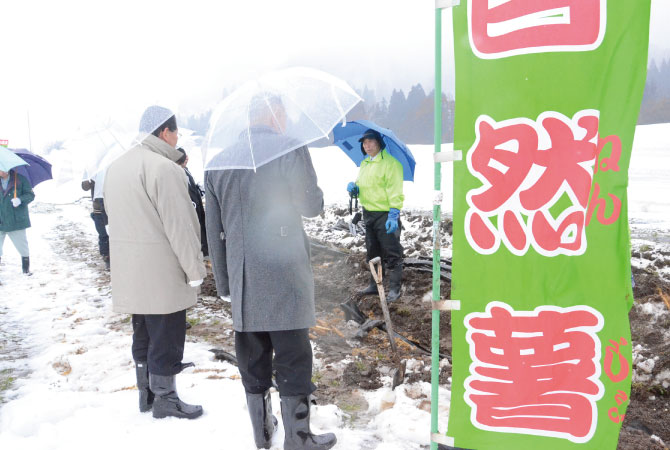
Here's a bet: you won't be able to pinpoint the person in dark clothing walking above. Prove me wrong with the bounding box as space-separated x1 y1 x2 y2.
346 128 405 302
0 169 35 275
205 96 337 450
81 170 110 269
176 148 208 257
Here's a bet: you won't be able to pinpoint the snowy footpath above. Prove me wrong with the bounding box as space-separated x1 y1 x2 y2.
0 201 448 450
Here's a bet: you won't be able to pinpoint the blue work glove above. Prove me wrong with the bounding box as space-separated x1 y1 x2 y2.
386 208 400 234
346 182 359 197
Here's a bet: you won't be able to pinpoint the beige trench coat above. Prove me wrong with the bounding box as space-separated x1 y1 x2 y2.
104 134 206 314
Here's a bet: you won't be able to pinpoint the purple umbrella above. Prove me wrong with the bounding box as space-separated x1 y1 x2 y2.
10 148 53 187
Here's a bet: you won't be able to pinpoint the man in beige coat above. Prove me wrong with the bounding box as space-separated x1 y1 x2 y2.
104 105 206 420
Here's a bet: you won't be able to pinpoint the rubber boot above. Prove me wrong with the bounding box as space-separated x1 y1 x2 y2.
22 257 32 276
281 395 337 450
102 255 110 271
135 361 154 412
149 373 203 419
357 276 378 295
246 390 278 449
386 265 403 303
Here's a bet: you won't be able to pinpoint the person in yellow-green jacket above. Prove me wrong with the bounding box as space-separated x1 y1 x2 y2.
346 128 404 302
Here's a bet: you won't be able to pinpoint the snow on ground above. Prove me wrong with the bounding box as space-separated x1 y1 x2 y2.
629 123 670 233
0 123 667 449
0 201 450 449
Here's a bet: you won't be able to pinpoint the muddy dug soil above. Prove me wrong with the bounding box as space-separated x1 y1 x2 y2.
194 210 670 450
197 240 453 424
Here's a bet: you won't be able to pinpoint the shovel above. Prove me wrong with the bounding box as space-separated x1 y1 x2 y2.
369 257 406 388
368 256 397 354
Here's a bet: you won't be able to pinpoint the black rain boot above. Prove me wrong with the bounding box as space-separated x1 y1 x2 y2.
246 390 278 449
22 257 32 276
102 255 110 271
135 361 154 412
357 276 378 295
386 265 403 303
281 395 337 450
149 373 203 420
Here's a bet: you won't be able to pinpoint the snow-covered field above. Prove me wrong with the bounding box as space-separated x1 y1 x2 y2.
0 123 667 449
0 201 451 450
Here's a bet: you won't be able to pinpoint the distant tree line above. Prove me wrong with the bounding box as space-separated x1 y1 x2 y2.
338 84 455 146
639 57 670 125
183 60 669 145
183 84 455 146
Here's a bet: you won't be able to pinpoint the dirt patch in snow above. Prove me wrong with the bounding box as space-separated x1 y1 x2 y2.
131 206 670 448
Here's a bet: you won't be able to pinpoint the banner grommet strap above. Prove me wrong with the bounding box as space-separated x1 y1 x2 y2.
431 433 455 446
433 151 462 163
435 0 460 9
425 300 461 311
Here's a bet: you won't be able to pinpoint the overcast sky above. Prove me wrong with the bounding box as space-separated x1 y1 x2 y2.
1 0 668 150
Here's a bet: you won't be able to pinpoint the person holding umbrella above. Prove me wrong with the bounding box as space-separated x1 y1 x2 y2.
205 93 337 450
0 167 35 275
104 105 206 420
346 128 405 302
0 147 52 276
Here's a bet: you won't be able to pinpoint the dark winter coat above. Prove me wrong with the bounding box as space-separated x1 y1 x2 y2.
205 135 324 332
0 172 35 232
183 167 208 257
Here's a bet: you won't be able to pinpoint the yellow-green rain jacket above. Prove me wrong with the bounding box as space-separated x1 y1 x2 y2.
356 149 404 211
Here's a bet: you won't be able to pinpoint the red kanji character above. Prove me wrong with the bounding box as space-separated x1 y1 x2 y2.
465 302 604 443
465 110 620 256
469 0 605 59
468 117 537 213
520 116 597 210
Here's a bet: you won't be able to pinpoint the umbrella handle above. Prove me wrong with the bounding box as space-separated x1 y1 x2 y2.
13 173 17 199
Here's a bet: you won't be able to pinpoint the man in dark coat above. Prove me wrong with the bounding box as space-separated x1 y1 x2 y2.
0 169 35 274
205 96 337 450
176 148 208 257
81 170 110 269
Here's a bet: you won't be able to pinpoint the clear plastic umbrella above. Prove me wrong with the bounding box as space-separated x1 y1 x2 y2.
64 105 178 180
63 120 131 180
203 67 362 170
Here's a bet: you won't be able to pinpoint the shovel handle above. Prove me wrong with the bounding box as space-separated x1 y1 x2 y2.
369 256 383 285
368 256 398 355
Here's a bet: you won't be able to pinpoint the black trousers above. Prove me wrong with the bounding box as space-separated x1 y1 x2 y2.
90 201 109 257
363 210 403 271
235 329 316 397
131 310 186 376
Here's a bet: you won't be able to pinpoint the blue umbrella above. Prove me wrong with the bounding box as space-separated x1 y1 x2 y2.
332 120 416 182
0 147 28 173
9 148 53 187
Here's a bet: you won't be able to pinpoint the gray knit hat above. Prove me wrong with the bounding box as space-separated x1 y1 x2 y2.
139 105 174 134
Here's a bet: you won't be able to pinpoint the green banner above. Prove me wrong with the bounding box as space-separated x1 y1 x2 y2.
448 1 651 449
